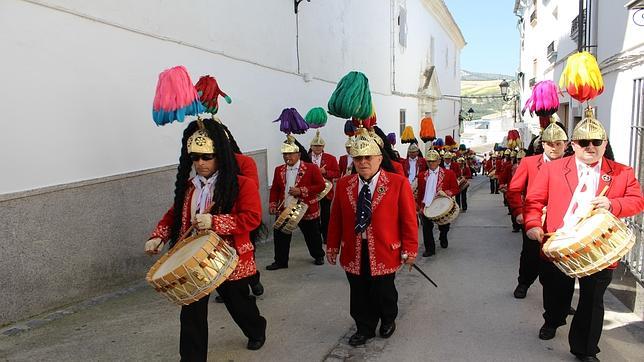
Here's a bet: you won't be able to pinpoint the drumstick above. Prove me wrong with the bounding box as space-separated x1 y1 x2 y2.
543 185 610 238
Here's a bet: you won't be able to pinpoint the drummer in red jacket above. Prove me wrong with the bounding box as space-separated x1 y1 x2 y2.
507 120 568 300
338 137 354 177
455 156 472 212
326 127 418 347
267 135 326 270
309 130 340 243
524 112 644 361
144 119 267 356
416 149 460 256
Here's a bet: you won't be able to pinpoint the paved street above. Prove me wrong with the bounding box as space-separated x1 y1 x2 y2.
1 176 642 362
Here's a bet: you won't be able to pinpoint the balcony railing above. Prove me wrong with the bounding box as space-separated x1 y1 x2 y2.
547 41 556 62
570 11 586 40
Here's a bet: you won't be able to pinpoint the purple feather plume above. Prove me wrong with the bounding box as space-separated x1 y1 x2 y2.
387 133 396 145
273 108 309 134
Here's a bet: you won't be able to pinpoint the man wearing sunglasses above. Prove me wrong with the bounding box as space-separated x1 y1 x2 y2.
507 120 569 301
524 112 644 362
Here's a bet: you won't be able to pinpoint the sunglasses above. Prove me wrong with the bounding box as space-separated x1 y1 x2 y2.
576 139 603 147
190 153 215 161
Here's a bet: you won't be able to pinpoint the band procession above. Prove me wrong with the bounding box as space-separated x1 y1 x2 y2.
140 49 643 362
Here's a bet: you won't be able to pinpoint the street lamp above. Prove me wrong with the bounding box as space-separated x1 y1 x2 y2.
499 79 519 124
467 107 475 121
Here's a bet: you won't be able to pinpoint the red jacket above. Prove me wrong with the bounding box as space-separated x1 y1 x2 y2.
235 153 259 187
150 175 261 281
460 163 472 179
524 157 644 267
441 161 461 178
326 170 418 276
506 154 546 217
310 152 340 200
484 159 495 173
269 161 326 220
402 157 428 178
497 161 515 187
338 154 352 177
415 167 460 209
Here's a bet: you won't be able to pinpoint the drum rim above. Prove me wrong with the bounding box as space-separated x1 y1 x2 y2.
423 196 455 220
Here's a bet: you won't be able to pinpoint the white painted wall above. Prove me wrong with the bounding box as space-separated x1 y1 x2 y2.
516 0 644 164
0 0 463 194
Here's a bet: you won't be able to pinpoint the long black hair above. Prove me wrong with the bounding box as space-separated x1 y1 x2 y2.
293 138 312 163
169 119 240 247
372 126 401 162
219 122 242 154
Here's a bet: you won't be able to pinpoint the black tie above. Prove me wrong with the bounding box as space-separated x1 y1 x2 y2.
355 183 372 234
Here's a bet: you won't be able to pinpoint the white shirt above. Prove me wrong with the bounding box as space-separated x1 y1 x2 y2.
357 170 380 239
191 172 219 216
444 161 452 170
285 160 301 206
407 157 418 184
422 168 440 206
543 153 552 163
311 152 322 167
561 158 602 230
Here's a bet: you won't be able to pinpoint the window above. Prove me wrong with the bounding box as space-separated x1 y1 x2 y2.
399 109 407 135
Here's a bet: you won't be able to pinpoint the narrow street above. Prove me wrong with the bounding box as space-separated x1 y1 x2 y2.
1 176 642 362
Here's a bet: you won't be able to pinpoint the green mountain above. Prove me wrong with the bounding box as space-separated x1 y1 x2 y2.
460 71 519 120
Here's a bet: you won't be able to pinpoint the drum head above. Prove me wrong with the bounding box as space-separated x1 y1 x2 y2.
153 233 212 279
424 197 452 218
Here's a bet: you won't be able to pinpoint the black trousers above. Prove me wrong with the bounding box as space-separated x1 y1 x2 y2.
319 198 332 242
345 239 398 336
455 187 468 211
569 268 613 357
273 218 324 265
489 178 499 193
179 275 266 361
538 260 575 328
421 215 450 253
517 227 540 287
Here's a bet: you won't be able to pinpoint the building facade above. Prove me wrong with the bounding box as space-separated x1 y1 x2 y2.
0 0 464 325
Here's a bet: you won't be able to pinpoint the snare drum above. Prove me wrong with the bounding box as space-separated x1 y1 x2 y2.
542 210 636 277
458 177 469 192
423 196 460 225
273 199 309 234
146 231 238 305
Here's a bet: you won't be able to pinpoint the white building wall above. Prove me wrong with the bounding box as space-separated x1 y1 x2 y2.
0 0 463 194
515 0 644 164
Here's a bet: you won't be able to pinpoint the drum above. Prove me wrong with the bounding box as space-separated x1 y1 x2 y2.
542 210 636 277
423 196 460 225
458 177 469 192
146 231 238 305
274 199 309 234
488 168 496 179
314 180 333 202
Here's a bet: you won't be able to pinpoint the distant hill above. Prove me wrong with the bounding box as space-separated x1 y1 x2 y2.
461 70 515 81
460 70 519 120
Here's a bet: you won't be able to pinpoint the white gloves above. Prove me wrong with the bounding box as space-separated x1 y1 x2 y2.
145 237 164 255
195 214 212 230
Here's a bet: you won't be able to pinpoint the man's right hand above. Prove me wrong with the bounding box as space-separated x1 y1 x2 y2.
145 238 164 255
516 214 524 224
526 227 544 242
326 252 337 265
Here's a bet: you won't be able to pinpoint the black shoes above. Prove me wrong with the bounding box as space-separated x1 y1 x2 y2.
251 282 264 296
313 257 325 265
440 239 448 248
512 228 521 233
574 354 599 362
247 336 266 350
538 324 557 340
379 322 396 338
422 250 435 257
348 332 373 347
266 262 288 271
513 284 529 299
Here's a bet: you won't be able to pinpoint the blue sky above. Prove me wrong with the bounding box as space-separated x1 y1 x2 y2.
445 0 520 76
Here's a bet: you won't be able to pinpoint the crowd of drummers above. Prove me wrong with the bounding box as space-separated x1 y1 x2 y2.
142 69 643 362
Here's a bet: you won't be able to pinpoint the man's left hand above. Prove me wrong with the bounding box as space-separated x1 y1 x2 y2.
195 214 212 230
591 196 611 211
288 187 302 197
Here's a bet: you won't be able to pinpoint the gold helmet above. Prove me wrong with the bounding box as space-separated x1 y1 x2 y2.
457 157 465 163
281 134 300 153
351 127 382 157
503 149 511 156
517 149 526 159
187 129 215 154
443 151 454 159
344 137 353 148
541 114 568 142
510 150 517 158
572 107 607 141
425 149 440 161
310 130 325 146
408 143 420 153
